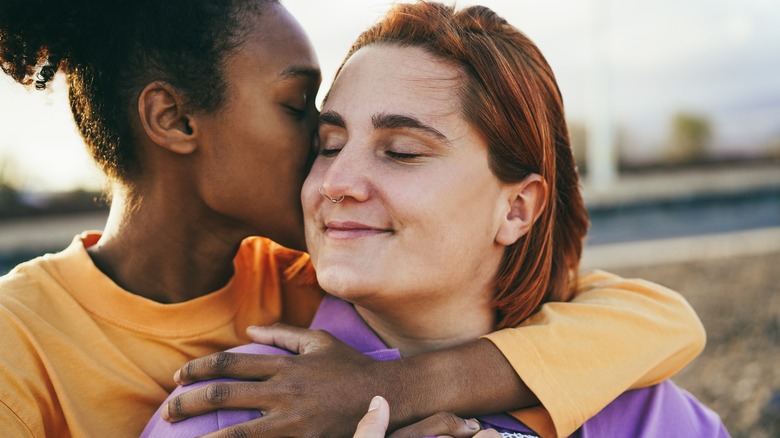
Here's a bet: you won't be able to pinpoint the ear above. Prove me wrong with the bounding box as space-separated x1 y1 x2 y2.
495 173 548 246
137 81 198 155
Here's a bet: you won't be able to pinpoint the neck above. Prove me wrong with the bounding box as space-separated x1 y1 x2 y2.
353 285 496 357
88 184 254 303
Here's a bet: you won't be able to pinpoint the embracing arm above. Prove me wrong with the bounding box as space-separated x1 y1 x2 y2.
482 270 706 436
378 270 704 436
164 270 704 437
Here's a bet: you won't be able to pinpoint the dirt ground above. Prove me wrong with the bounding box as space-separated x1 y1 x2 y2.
612 251 780 438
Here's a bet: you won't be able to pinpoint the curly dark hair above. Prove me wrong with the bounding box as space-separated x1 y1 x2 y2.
0 0 276 183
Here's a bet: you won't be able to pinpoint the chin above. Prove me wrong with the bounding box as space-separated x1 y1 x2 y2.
314 266 378 301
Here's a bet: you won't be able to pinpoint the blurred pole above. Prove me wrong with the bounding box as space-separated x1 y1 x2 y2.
586 0 617 190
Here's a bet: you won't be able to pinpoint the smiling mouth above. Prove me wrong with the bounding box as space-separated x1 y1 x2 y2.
324 221 393 239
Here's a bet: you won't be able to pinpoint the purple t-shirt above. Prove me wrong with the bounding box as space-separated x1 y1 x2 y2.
142 296 728 437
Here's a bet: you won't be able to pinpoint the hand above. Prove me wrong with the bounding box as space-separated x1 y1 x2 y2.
389 412 494 438
355 397 501 438
164 324 387 437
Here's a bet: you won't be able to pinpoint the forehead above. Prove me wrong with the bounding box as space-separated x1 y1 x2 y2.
325 45 462 118
227 3 319 82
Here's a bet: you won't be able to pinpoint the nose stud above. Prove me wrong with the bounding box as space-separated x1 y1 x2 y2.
319 186 345 204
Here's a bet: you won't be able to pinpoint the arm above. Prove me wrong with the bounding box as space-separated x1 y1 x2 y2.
483 270 706 436
164 271 704 437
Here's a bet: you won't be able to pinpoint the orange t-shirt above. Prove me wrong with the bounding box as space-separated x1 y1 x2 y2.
0 234 705 438
0 233 324 437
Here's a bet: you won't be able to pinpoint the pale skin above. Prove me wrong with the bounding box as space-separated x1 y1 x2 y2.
306 44 546 357
308 43 542 437
353 396 501 438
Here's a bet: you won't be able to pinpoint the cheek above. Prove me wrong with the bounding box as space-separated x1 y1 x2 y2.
301 164 325 215
413 175 502 244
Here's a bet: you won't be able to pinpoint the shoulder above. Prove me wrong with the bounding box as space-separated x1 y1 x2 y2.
0 249 72 352
238 236 315 285
0 257 65 438
0 254 59 312
576 269 681 298
0 235 90 315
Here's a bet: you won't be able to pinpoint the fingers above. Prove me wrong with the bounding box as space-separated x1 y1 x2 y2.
353 396 390 438
473 430 502 437
246 324 335 355
175 352 289 385
167 331 377 434
163 381 272 422
175 326 341 386
389 412 481 438
197 411 298 438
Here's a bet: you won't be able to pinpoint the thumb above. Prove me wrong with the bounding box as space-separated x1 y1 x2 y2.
246 324 333 354
354 396 391 438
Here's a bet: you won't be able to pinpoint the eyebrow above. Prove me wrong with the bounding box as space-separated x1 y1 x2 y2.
319 110 346 128
280 65 322 81
372 113 449 143
318 110 450 144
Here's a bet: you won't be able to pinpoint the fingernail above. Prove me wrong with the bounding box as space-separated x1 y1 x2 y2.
161 403 170 421
246 325 261 334
368 395 383 412
173 369 181 384
465 418 481 431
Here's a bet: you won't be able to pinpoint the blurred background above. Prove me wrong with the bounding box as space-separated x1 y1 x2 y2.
0 0 778 436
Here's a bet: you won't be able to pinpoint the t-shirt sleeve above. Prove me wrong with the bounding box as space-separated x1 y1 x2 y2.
482 270 706 438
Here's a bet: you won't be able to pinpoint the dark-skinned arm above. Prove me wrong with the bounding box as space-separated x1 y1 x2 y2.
164 326 530 438
162 271 704 438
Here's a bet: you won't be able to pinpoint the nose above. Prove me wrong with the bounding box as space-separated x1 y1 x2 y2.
319 144 372 204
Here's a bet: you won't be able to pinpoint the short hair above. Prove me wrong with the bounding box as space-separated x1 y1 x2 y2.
335 1 589 328
0 0 275 184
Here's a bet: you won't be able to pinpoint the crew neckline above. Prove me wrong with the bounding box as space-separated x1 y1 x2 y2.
48 232 250 338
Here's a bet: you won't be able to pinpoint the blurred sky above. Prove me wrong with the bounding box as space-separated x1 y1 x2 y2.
0 0 778 192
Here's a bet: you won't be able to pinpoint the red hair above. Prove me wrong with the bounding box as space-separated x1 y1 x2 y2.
335 2 589 328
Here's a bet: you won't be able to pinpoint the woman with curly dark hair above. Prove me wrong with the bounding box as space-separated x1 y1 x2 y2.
0 1 705 436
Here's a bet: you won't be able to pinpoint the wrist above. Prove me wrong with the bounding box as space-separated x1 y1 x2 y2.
366 356 438 431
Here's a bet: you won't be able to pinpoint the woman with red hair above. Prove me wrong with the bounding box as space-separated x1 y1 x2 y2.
145 2 725 437
0 0 708 435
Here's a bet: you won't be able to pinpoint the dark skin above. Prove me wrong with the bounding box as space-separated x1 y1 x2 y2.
163 325 535 437
89 3 538 437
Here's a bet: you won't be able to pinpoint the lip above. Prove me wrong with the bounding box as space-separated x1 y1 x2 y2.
323 221 393 239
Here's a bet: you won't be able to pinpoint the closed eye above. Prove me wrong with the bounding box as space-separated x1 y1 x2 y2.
318 148 341 157
284 105 306 119
385 151 422 160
